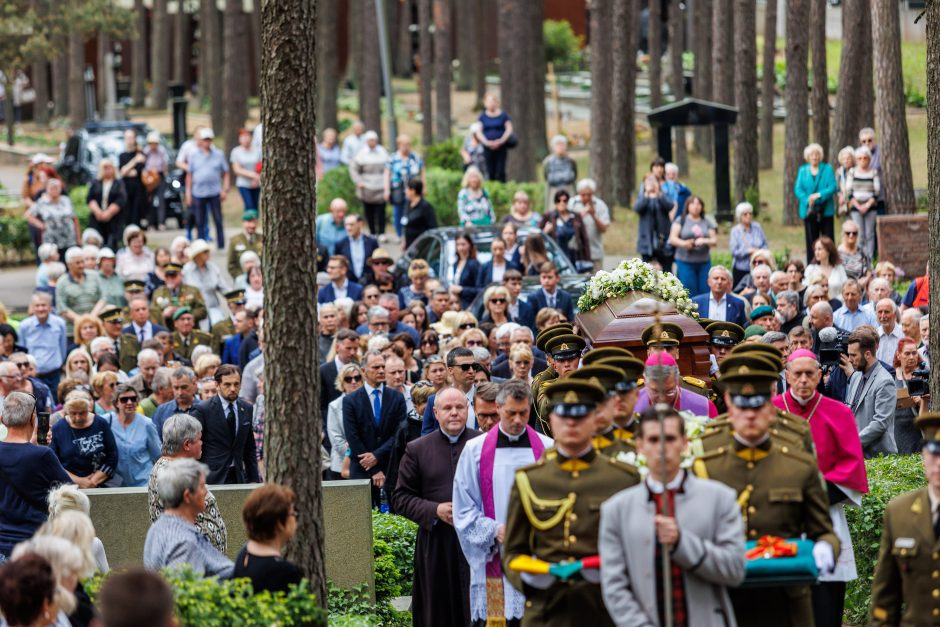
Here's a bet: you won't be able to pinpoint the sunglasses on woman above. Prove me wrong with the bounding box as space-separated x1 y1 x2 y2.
421 339 438 346
489 298 507 305
118 396 138 404
343 374 363 383
466 340 485 347
459 323 476 330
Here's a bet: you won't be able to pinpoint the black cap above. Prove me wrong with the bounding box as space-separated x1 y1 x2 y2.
224 289 247 305
731 343 784 372
545 380 607 418
706 321 745 347
581 346 633 366
595 356 646 392
641 322 683 347
719 355 779 407
535 323 574 352
569 365 625 397
123 279 146 292
916 413 940 454
164 262 183 274
545 334 586 361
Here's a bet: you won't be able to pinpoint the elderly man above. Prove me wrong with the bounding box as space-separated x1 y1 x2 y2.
355 293 420 343
789 326 813 352
774 349 869 626
318 256 363 304
866 277 893 309
751 304 780 332
226 209 263 277
315 198 349 256
170 307 212 364
393 387 481 627
834 279 877 332
127 348 161 398
845 328 897 457
568 178 611 271
901 307 923 343
365 306 391 337
139 367 175 418
810 301 847 354
454 379 554 626
56 246 106 333
691 265 749 328
634 352 719 418
18 292 68 399
742 263 772 305
770 270 790 297
874 298 903 364
150 262 208 329
335 213 379 283
185 128 230 248
919 315 930 366
340 120 366 165
152 368 200 438
421 347 480 434
777 289 804 335
600 406 746 627
492 326 546 378
317 303 340 358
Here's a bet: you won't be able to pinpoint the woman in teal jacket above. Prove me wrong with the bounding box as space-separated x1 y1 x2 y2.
794 142 837 263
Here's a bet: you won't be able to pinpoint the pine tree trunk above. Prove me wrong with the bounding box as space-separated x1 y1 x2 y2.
346 0 363 87
455 0 474 89
527 0 547 162
649 0 662 110
174 1 191 85
260 0 326 603
692 0 712 158
251 3 261 96
927 0 940 409
433 0 452 141
131 0 147 107
394 0 413 77
711 0 732 105
316 0 339 131
810 0 828 157
498 0 537 181
872 0 915 214
733 0 758 203
222 0 246 154
588 0 613 200
474 0 487 106
857 3 875 129
150 0 169 109
96 32 109 112
359 0 383 139
611 0 638 207
417 0 433 145
668 0 687 174
68 30 86 128
783 0 809 225
830 0 871 161
758 0 777 169
52 50 69 118
33 60 50 126
204 0 223 133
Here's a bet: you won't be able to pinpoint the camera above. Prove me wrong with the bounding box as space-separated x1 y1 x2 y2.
818 327 848 369
37 411 50 446
907 362 930 398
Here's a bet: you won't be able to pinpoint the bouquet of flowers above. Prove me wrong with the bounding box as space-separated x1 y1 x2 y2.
577 258 699 318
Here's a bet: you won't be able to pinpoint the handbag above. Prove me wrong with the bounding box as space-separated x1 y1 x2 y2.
505 134 519 149
390 184 405 206
141 169 161 193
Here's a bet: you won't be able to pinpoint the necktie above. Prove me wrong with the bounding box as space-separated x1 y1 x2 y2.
548 292 555 309
850 374 867 409
139 328 145 344
226 403 237 440
372 389 382 426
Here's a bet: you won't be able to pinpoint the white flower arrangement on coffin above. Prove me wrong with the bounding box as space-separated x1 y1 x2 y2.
614 411 711 478
577 257 700 318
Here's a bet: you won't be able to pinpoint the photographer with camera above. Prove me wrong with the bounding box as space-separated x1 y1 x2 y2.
844 328 898 458
893 338 928 454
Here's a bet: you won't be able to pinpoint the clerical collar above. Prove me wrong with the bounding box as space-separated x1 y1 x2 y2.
497 426 530 448
790 390 816 407
556 443 594 461
732 432 771 450
498 424 524 442
647 469 686 494
440 427 465 444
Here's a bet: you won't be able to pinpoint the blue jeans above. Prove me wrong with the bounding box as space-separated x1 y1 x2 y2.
238 186 260 211
193 195 225 248
675 259 711 297
392 202 405 238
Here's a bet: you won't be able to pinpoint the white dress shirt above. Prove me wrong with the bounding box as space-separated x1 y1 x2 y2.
707 292 728 322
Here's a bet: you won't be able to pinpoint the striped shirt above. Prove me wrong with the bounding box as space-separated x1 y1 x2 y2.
143 513 233 578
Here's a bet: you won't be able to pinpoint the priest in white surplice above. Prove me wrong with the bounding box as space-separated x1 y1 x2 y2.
454 380 554 626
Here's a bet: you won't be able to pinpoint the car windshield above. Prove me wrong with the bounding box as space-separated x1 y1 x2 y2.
443 228 577 273
85 133 128 170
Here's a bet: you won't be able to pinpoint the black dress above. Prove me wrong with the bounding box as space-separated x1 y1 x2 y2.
119 150 146 226
233 546 303 594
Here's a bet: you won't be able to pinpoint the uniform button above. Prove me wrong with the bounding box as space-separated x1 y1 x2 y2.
572 471 580 478
933 570 939 579
933 589 940 599
569 535 577 543
747 484 754 491
901 549 908 556
781 446 789 453
746 462 754 470
934 608 940 617
748 506 756 514
526 601 533 609
569 513 578 522
569 492 576 499
749 529 758 538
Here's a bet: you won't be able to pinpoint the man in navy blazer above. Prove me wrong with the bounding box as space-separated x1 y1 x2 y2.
123 296 168 341
190 365 259 485
525 262 575 323
334 214 379 283
691 266 749 328
343 350 407 505
318 255 364 304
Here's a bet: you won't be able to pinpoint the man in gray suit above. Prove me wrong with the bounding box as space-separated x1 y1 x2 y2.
599 406 746 627
845 327 897 457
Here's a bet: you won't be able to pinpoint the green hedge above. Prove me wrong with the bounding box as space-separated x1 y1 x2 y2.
0 185 91 263
844 454 925 625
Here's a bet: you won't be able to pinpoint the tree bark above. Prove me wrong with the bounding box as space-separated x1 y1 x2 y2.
692 0 712 158
872 0 915 214
260 0 326 604
588 0 613 200
96 32 109 112
830 0 872 162
68 29 86 128
251 1 261 96
809 0 828 157
455 0 474 89
222 0 247 154
474 0 487 106
52 48 69 118
758 0 777 169
783 0 809 225
359 0 383 140
732 0 758 203
927 0 940 409
649 0 663 111
394 0 413 77
204 0 223 133
433 0 451 141
668 0 687 173
346 0 362 86
610 0 638 207
497 0 537 181
33 60 50 126
131 0 147 107
150 0 169 109
316 0 339 131
527 0 547 162
417 0 433 145
174 0 191 86
711 0 733 105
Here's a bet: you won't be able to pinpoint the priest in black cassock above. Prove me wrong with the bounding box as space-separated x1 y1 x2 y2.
393 386 481 627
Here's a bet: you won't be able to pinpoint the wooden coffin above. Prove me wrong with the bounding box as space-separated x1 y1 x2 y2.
576 292 712 382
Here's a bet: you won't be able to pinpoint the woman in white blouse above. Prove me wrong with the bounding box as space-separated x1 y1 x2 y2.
115 225 154 281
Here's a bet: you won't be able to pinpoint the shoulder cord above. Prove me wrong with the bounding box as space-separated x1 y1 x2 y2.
515 471 576 531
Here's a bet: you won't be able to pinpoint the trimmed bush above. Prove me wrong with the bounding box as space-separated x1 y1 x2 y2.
543 20 584 72
0 185 91 264
424 137 465 172
372 511 418 588
316 168 361 214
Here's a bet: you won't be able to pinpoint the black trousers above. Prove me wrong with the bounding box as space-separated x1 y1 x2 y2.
483 146 508 182
804 215 834 263
811 581 846 627
363 201 386 237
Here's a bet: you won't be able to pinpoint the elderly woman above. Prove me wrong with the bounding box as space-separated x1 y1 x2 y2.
804 236 848 300
170 235 190 266
794 143 837 264
234 484 302 593
835 145 855 218
86 159 127 251
385 134 425 241
245 265 264 309
669 195 717 297
49 396 117 489
501 191 541 228
634 175 674 270
142 132 170 230
0 553 58 627
47 486 109 574
63 349 93 382
326 363 364 479
535 307 565 331
874 261 904 306
542 134 578 211
349 130 389 238
144 458 234 577
476 93 513 182
894 338 926 455
480 285 512 327
108 384 160 487
115 226 155 282
11 535 87 626
69 315 104 355
90 371 118 419
25 178 80 260
460 122 488 174
457 166 495 227
234 249 261 290
846 145 881 259
183 238 230 326
729 201 768 288
540 190 590 264
148 413 227 553
837 220 872 289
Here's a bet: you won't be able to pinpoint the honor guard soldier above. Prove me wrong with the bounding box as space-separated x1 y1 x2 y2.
641 322 709 396
503 379 640 626
150 263 208 329
580 346 633 367
595 355 645 448
226 209 263 278
100 306 140 373
870 413 940 626
705 321 744 413
121 279 148 319
568 365 635 459
211 289 247 354
692 356 839 627
535 334 586 434
531 323 574 397
732 342 787 394
170 307 212 365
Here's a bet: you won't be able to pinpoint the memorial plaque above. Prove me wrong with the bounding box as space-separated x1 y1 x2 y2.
876 214 928 279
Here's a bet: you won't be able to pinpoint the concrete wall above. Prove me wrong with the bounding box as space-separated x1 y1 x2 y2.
85 479 374 591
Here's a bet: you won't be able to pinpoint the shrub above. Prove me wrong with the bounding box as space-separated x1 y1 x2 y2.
844 455 926 625
0 185 91 264
316 168 361 214
85 567 326 627
372 511 418 587
543 20 583 72
424 137 465 172
328 583 410 626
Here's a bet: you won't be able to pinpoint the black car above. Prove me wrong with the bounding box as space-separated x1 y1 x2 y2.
392 226 593 318
56 121 186 227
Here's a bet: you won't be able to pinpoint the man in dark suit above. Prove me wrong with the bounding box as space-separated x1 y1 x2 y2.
343 350 407 505
318 256 364 304
335 214 379 283
124 296 169 341
525 262 575 323
320 329 360 417
691 266 749 328
191 364 259 485
502 270 536 331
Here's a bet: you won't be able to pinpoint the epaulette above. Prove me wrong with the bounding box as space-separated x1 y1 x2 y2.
775 442 816 466
682 375 707 389
515 458 545 475
775 410 811 433
768 426 803 448
607 457 640 477
694 446 728 462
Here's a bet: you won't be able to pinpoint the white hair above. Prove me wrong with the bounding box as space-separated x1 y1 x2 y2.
64 246 84 264
550 134 568 147
734 202 754 220
136 348 160 365
496 322 521 341
854 145 872 160
803 143 825 161
155 459 208 509
89 336 114 355
46 261 66 280
665 162 679 176
12 535 84 613
576 178 597 193
240 250 261 272
81 228 103 246
38 243 59 262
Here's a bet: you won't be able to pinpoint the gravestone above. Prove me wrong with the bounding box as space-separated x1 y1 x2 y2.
876 214 928 279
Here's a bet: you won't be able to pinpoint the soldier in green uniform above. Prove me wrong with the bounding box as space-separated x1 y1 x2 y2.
99 306 141 373
569 365 635 458
120 279 148 320
692 356 839 627
705 321 744 414
503 379 640 627
641 322 710 396
170 307 212 365
210 289 246 354
595 355 645 452
226 209 262 278
150 263 208 329
529 323 573 426
870 413 940 626
535 334 586 435
580 346 633 366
